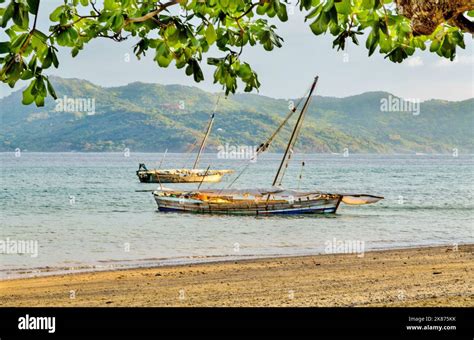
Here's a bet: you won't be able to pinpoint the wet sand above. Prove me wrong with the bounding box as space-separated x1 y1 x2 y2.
1 245 472 307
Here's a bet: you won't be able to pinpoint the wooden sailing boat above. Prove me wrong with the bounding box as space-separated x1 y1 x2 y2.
136 113 233 183
153 77 383 214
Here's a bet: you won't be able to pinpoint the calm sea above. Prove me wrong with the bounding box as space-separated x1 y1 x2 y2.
1 152 473 279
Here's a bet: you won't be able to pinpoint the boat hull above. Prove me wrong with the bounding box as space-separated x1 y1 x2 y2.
153 194 342 215
137 170 233 183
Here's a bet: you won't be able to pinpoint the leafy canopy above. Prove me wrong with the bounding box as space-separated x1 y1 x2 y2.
0 0 471 106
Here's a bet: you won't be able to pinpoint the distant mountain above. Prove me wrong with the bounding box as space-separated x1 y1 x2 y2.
0 77 472 153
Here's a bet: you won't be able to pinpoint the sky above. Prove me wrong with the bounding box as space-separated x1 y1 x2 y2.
1 0 473 101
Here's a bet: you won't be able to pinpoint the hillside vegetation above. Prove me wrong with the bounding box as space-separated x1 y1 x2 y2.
0 77 472 153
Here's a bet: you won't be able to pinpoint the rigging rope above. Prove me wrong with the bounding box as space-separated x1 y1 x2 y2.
223 82 315 191
278 93 312 186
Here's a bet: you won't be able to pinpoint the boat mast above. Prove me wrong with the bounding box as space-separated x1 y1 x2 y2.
193 113 215 169
158 148 168 168
272 76 318 187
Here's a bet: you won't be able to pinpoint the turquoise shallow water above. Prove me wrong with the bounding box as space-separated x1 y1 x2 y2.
0 152 473 279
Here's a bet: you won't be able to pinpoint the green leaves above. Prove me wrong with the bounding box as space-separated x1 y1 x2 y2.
12 1 29 30
22 75 49 106
26 0 40 15
252 20 283 51
366 29 379 56
275 2 288 22
306 0 467 64
40 46 59 69
361 0 375 10
1 1 15 28
218 0 229 10
154 41 172 68
56 27 78 47
104 0 118 11
451 31 465 49
426 28 464 61
0 41 10 54
187 58 204 82
310 11 329 35
238 62 260 93
22 79 36 105
49 6 64 22
1 0 471 107
334 0 351 15
45 76 57 99
10 33 29 52
205 24 217 45
385 46 408 63
109 14 124 32
208 54 260 95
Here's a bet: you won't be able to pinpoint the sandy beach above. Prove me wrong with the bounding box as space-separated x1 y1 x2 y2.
1 245 472 307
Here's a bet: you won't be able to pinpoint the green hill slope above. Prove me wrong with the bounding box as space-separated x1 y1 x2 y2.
0 77 472 153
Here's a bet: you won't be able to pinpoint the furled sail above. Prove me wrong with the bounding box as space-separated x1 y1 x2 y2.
341 194 384 205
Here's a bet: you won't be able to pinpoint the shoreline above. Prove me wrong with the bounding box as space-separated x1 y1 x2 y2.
1 243 467 282
1 244 473 307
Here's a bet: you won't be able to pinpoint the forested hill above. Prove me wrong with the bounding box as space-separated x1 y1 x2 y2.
1 77 472 153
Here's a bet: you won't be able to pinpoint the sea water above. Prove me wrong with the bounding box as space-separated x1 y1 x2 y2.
0 153 472 279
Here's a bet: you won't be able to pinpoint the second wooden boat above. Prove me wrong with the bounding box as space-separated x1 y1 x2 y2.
137 165 233 183
137 113 234 183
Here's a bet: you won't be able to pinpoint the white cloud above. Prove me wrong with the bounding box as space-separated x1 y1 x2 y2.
406 56 424 67
435 55 474 67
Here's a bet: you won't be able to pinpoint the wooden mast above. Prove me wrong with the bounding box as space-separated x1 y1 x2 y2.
272 76 318 187
193 113 215 169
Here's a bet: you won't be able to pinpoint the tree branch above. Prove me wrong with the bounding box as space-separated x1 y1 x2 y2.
236 2 259 20
32 0 40 30
124 0 180 25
